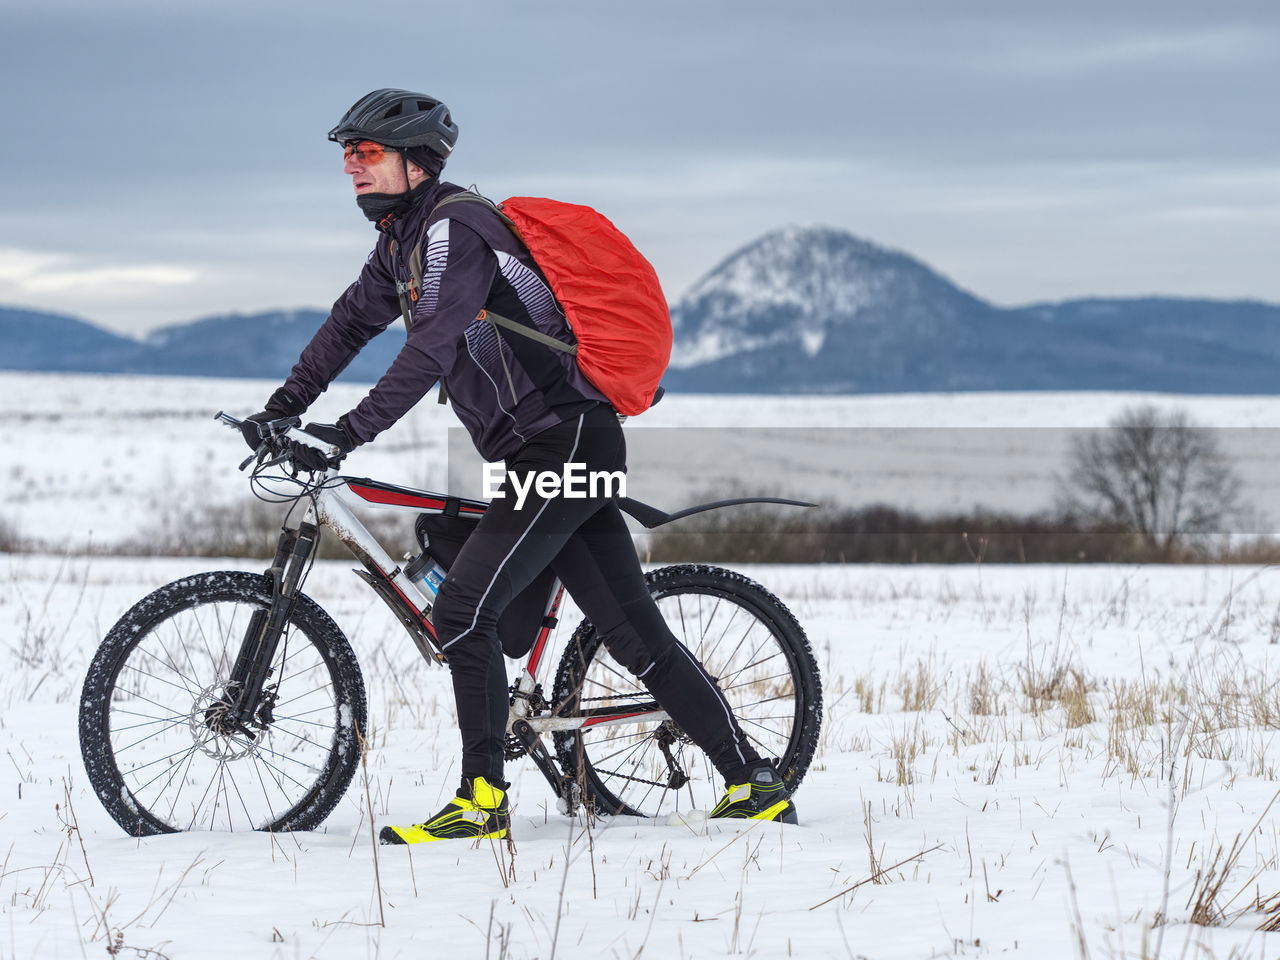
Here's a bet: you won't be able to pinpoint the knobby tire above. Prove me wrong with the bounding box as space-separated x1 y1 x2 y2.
79 572 367 836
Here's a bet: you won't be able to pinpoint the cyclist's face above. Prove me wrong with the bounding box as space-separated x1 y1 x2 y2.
343 141 426 195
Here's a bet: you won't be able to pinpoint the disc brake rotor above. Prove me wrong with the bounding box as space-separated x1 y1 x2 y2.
188 683 263 761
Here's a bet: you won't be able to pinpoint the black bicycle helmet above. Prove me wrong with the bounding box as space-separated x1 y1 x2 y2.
328 88 458 160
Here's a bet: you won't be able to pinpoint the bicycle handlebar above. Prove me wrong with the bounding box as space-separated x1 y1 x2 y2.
213 411 342 466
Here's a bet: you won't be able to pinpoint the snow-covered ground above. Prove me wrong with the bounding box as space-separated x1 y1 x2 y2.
6 371 1280 550
8 373 1280 958
7 555 1280 957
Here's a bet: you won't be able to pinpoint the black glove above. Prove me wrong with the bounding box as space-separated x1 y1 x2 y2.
241 387 306 450
289 416 360 472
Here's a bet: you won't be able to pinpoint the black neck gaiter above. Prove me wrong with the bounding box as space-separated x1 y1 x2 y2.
357 178 436 231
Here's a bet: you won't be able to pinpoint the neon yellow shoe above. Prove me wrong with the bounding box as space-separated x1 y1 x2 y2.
710 766 798 824
379 777 511 845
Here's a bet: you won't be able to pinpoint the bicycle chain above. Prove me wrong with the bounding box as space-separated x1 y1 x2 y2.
587 768 672 790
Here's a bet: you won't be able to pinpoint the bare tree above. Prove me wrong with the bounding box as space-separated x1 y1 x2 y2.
1059 405 1243 554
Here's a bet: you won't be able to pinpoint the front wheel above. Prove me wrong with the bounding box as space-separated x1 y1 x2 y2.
79 571 367 835
552 564 822 818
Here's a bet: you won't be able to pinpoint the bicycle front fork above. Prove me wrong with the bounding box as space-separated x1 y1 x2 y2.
212 521 320 737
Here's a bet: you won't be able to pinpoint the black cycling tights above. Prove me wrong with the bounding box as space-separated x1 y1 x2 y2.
431 403 763 789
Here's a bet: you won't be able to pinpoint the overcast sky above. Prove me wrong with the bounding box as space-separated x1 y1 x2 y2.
1 0 1276 336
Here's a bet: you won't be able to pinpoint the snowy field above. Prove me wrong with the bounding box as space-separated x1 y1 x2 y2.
8 373 1280 958
8 555 1280 957
6 371 1280 550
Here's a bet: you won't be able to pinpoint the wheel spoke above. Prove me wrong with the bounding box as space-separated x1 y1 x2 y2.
584 735 657 768
119 659 200 699
162 743 203 824
114 718 193 754
126 742 206 798
719 657 788 690
700 605 749 676
109 679 190 721
110 710 188 728
272 683 336 712
738 714 793 740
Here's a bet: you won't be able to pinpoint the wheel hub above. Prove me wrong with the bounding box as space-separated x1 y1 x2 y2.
189 683 262 760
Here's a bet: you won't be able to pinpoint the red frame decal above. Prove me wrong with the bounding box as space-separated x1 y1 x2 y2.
347 482 487 514
527 584 567 676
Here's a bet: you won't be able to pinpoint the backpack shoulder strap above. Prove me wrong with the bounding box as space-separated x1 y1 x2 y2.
407 190 579 406
430 190 519 233
400 190 519 328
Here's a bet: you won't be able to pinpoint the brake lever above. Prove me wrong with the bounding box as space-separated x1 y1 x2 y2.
239 440 295 473
239 438 274 472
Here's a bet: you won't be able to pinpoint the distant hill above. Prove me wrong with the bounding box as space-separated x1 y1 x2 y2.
1 307 145 372
139 309 404 381
3 307 404 383
5 225 1280 393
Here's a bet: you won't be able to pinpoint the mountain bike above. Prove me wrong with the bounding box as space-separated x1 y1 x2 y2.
78 413 822 836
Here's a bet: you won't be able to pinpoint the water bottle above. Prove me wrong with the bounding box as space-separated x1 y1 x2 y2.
405 550 447 600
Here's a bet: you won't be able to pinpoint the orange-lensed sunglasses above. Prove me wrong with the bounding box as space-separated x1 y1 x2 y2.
343 140 389 165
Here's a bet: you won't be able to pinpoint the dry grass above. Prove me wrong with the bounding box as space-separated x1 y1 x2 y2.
819 593 1280 804
882 721 930 788
854 675 885 714
1186 834 1252 927
966 660 1002 716
897 656 944 712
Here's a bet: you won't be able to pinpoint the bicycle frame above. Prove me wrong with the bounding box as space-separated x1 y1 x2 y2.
216 410 811 810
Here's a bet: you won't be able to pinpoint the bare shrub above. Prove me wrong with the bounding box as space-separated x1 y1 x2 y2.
643 501 1227 565
117 497 410 559
1058 405 1244 556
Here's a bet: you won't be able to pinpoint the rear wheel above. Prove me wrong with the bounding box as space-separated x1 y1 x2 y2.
79 572 366 835
552 564 821 818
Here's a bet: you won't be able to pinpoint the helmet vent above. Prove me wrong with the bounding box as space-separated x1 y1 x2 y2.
384 102 404 117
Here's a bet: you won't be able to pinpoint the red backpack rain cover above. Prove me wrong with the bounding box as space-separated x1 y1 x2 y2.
498 197 671 416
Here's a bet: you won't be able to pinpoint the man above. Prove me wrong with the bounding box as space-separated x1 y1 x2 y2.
242 88 796 844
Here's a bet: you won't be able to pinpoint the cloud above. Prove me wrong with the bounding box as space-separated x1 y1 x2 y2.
992 26 1273 74
0 248 198 298
2 2 1276 333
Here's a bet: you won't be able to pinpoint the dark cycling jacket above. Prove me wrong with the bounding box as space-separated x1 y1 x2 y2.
281 179 607 461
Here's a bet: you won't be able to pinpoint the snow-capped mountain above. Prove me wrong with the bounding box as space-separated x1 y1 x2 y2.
671 225 987 369
664 226 1280 394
